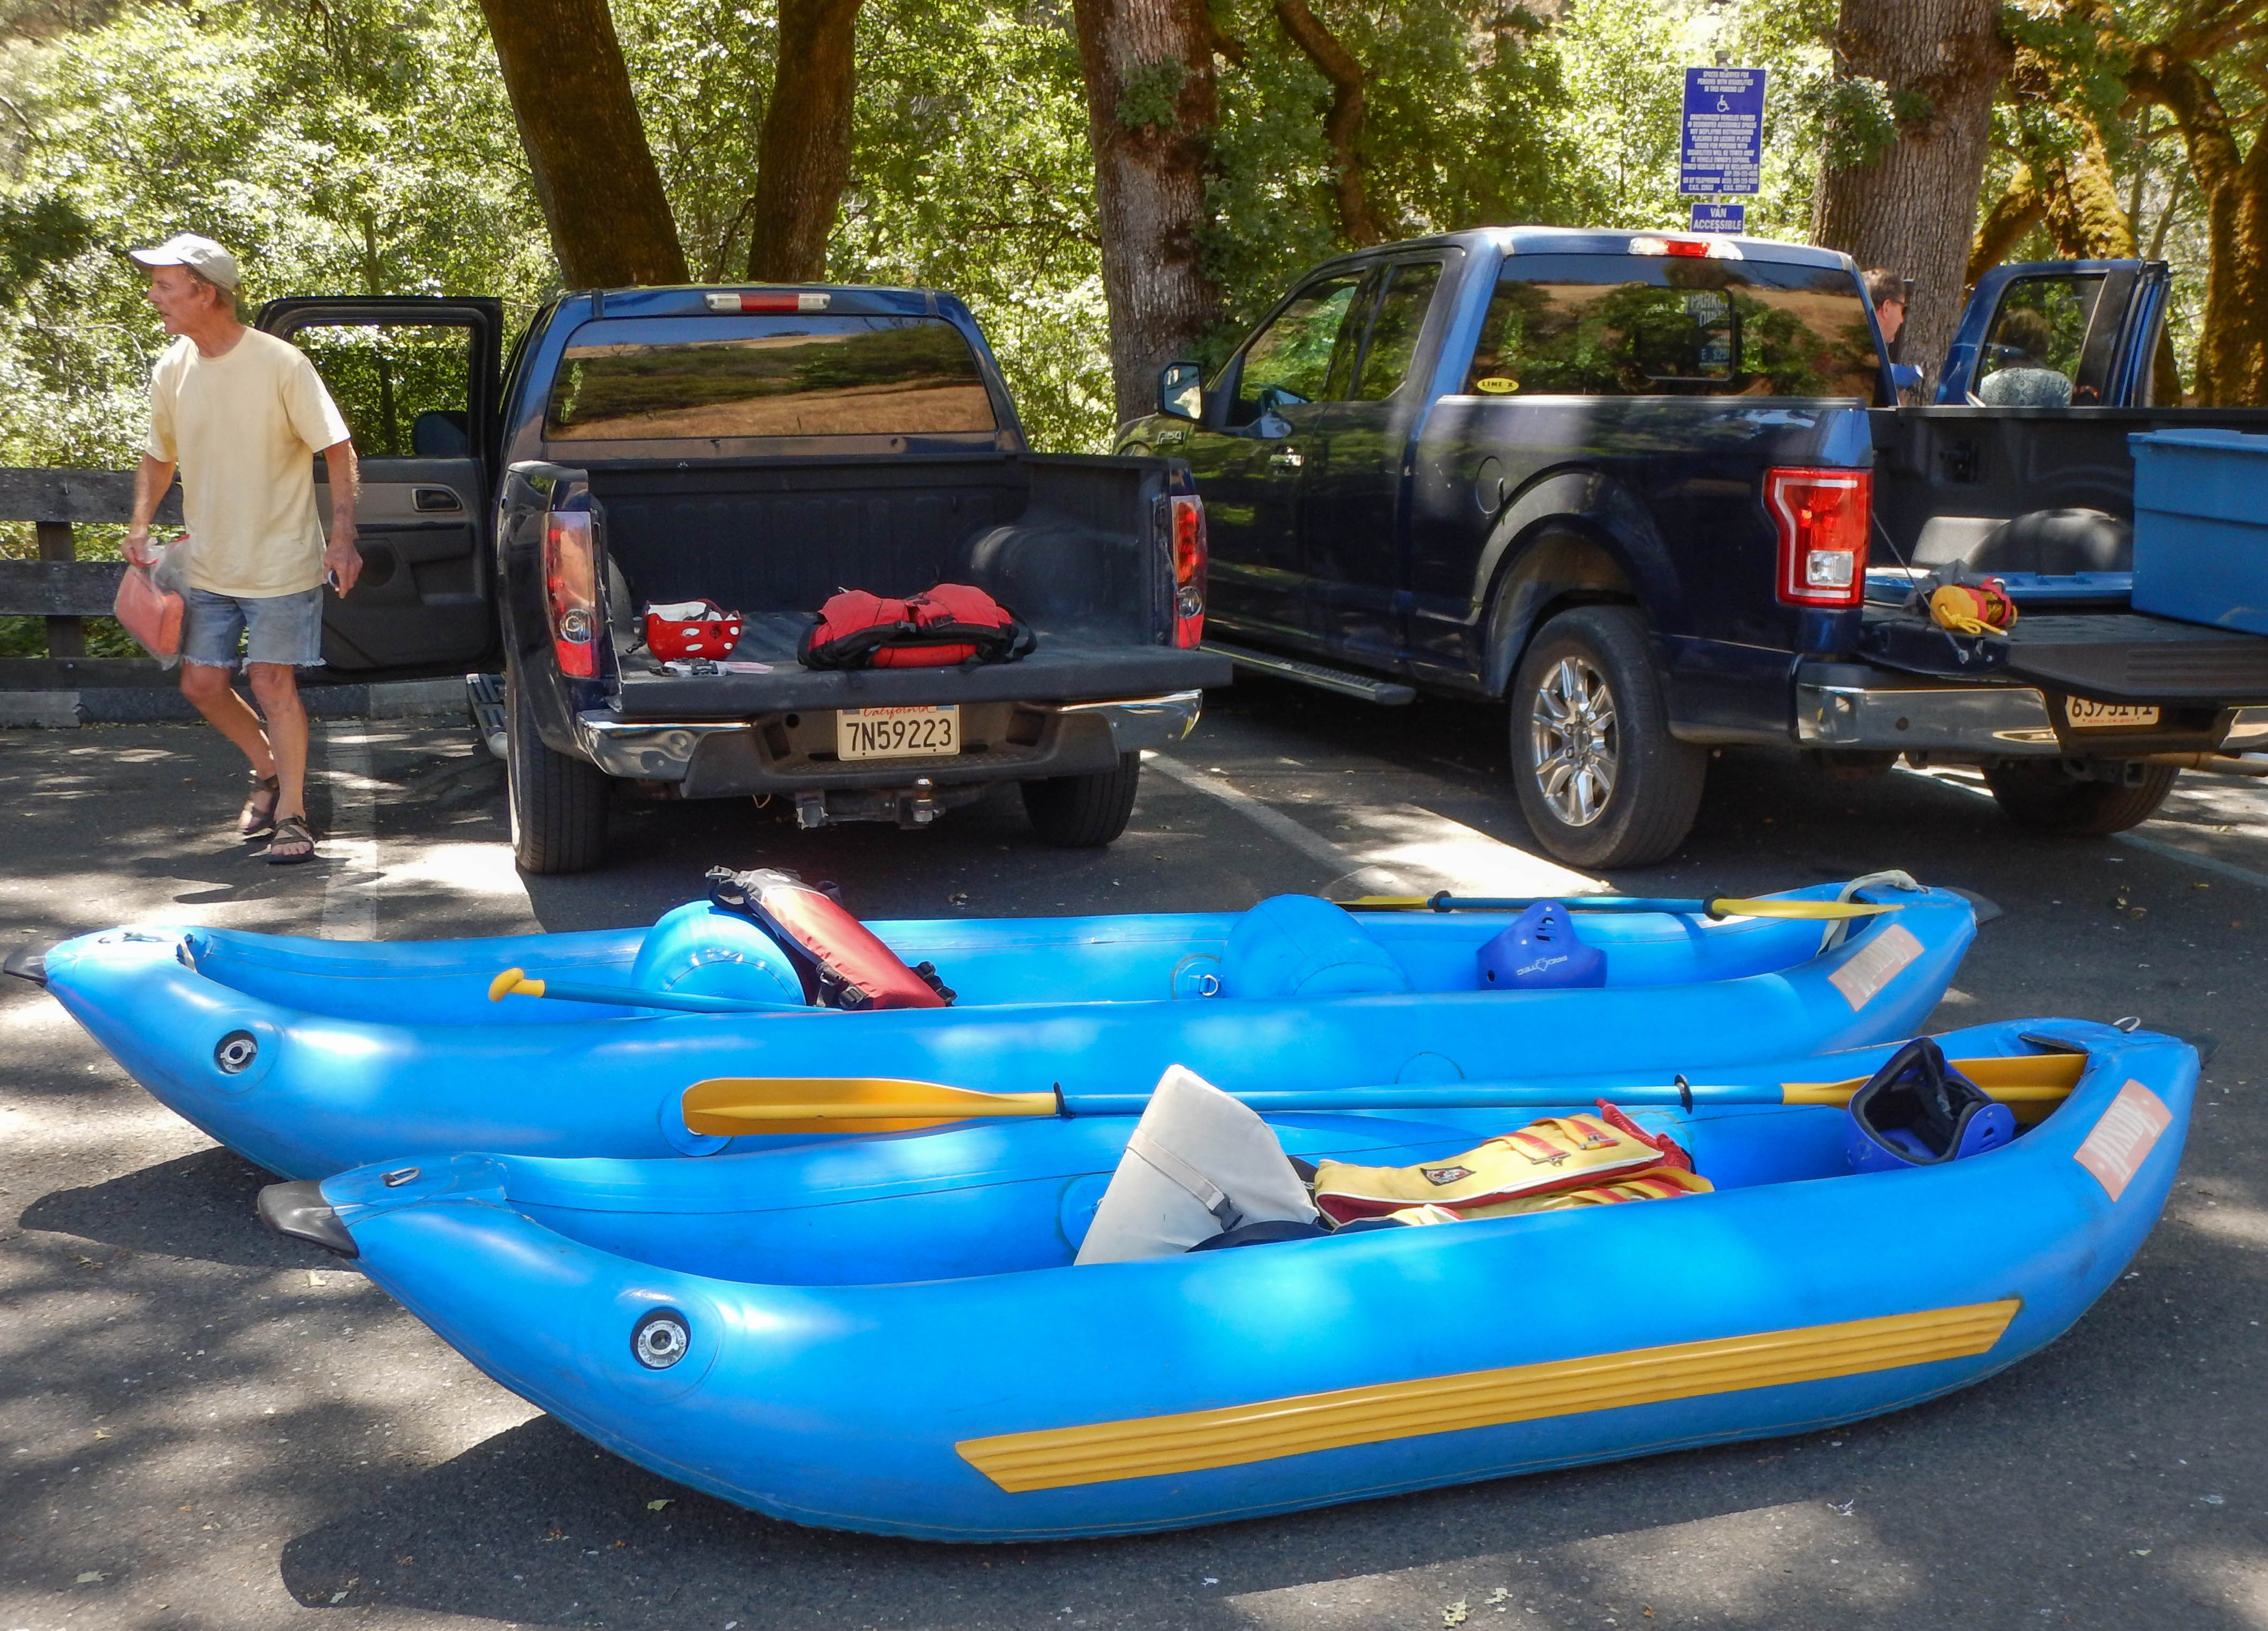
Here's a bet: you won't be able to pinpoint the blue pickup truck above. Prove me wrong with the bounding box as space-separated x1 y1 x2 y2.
1115 229 2268 868
247 286 1226 872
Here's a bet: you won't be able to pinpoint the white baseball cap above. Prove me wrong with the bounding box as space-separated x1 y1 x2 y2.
127 233 240 290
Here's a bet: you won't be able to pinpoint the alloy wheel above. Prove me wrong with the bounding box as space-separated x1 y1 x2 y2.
1528 656 1618 828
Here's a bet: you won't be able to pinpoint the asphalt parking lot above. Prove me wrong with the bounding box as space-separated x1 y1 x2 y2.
4 675 2265 1631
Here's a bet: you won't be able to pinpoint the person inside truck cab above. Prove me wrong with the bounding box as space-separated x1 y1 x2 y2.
1862 268 1905 350
1975 307 2074 408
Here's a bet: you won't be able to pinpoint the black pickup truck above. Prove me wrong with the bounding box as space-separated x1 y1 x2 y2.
251 285 1226 872
1115 228 2268 868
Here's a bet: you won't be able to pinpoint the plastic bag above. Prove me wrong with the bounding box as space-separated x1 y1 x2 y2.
114 538 187 667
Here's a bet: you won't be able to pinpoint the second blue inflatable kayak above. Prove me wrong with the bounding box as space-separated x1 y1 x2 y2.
255 1016 2192 1540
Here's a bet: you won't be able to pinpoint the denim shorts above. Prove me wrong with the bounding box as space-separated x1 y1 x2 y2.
180 586 326 670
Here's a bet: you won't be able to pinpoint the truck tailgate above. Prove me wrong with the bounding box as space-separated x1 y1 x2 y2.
2003 612 2268 704
612 632 1229 719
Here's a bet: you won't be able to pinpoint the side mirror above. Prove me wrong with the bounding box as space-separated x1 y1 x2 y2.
1158 360 1203 422
1888 363 1924 394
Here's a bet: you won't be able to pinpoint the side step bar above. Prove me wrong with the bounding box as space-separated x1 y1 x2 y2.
466 672 508 761
1202 641 1416 705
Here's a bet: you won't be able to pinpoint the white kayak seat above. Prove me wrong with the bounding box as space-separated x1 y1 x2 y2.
1074 1064 1320 1265
1221 895 1411 999
629 901 807 1006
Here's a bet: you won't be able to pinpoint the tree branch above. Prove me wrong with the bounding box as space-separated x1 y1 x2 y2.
1270 0 1388 246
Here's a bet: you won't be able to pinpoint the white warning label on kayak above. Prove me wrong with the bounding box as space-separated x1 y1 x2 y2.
2074 1080 2174 1202
1828 923 1924 1010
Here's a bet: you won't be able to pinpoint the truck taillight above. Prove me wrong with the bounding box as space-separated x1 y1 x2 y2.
1169 493 1207 649
1767 468 1871 609
544 509 598 677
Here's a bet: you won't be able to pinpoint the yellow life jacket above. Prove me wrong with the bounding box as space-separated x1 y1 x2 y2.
1312 1101 1694 1224
1384 1164 1714 1225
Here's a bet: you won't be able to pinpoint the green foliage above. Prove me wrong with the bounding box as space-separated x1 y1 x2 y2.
1115 57 1187 131
0 0 548 489
0 0 2232 476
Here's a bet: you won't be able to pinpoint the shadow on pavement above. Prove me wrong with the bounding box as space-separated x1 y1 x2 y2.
20 1146 293 1268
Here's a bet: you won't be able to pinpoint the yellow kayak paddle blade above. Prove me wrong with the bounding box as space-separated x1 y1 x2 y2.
1782 1053 2087 1125
681 1076 1057 1136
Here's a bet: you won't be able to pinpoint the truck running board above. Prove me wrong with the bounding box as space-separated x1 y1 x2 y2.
1201 641 1416 705
466 672 508 762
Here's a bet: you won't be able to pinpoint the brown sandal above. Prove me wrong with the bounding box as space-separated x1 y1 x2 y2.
238 774 281 839
265 815 317 865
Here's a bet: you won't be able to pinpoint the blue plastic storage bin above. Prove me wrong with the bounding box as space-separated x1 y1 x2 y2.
2130 427 2268 635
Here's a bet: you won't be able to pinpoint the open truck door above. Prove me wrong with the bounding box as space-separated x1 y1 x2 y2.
1935 260 2170 409
256 296 504 675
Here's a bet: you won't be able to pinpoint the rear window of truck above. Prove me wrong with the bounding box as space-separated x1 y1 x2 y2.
545 315 997 440
1464 254 1878 400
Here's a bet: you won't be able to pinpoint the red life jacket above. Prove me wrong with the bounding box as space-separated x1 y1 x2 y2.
798 583 1036 670
706 867 953 1011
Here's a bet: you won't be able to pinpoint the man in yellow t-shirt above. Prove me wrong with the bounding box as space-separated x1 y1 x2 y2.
123 234 361 864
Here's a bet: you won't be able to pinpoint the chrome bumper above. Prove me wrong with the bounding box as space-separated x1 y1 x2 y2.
1057 690 1205 753
1795 682 2063 756
575 690 1204 783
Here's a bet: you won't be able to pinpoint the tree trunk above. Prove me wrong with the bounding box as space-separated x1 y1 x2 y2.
2037 112 2135 259
473 0 687 287
1968 163 2045 282
1072 0 1222 426
1812 0 2011 392
747 0 863 282
2129 48 2268 405
1271 0 1387 247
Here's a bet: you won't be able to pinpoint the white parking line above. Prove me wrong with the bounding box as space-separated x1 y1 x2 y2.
320 724 379 941
1147 753 1604 898
1896 762 2268 891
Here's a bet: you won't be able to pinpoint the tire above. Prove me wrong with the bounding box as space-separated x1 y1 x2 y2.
1981 760 2179 836
1509 605 1705 869
1022 753 1142 848
506 665 611 874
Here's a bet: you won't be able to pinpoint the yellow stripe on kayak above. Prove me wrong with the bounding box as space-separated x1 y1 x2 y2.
1782 1054 2088 1124
958 1299 2021 1492
681 1076 1054 1136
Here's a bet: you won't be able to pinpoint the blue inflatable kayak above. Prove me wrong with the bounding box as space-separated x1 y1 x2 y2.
24 877 1972 1179
256 1017 2192 1540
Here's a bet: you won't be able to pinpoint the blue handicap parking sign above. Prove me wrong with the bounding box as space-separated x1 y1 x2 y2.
1681 67 1765 196
1690 201 1744 234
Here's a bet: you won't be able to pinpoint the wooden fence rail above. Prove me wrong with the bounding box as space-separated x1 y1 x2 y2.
0 469 182 658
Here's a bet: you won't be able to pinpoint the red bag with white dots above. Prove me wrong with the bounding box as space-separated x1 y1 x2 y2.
643 599 744 660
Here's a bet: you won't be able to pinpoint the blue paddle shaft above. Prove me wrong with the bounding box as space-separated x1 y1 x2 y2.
536 979 801 1016
1058 1080 1755 1115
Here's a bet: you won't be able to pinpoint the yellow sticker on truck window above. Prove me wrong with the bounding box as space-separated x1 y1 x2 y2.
1474 377 1520 394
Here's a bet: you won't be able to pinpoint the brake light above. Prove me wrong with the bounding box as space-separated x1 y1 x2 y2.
1767 468 1871 608
1169 493 1207 649
1628 236 1743 260
543 509 598 677
703 290 831 313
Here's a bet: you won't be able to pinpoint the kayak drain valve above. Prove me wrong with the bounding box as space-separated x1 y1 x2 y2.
214 1031 259 1074
632 1309 691 1370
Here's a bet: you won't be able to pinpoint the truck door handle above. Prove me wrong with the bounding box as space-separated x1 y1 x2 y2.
1268 449 1304 471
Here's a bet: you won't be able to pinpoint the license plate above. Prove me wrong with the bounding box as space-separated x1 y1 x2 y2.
2065 697 2161 730
837 705 960 761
